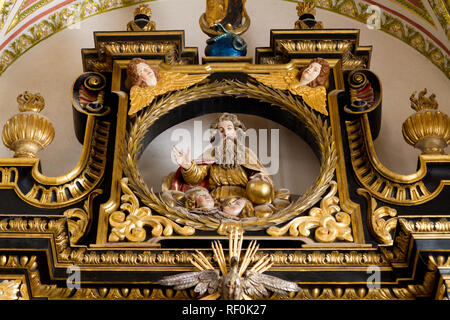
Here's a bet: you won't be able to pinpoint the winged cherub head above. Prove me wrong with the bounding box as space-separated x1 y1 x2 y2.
298 58 330 88
127 58 160 88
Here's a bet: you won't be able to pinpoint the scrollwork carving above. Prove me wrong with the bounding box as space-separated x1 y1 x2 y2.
108 178 195 242
64 189 102 245
266 181 353 243
358 189 397 245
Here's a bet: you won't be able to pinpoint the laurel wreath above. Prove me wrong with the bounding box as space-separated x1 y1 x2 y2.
123 80 337 233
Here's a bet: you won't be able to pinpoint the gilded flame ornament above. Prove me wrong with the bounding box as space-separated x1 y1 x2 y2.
127 4 156 31
402 88 450 154
2 91 54 158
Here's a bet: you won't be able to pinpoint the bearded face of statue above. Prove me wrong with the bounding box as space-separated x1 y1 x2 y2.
218 120 237 140
214 120 245 168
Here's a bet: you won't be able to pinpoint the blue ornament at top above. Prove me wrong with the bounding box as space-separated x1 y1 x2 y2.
205 23 247 57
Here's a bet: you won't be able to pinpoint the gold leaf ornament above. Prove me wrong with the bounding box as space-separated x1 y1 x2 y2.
108 178 195 242
267 181 353 242
358 189 397 245
0 280 21 300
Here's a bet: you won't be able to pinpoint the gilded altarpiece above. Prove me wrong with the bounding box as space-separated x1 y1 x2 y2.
0 4 449 301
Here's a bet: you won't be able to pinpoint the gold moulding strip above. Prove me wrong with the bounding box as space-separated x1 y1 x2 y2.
0 216 392 268
0 252 441 300
345 118 445 205
0 279 22 300
399 217 450 233
100 41 179 62
18 120 110 208
0 167 18 186
276 39 354 54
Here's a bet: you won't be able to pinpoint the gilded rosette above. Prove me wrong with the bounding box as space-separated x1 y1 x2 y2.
402 89 450 154
2 92 54 158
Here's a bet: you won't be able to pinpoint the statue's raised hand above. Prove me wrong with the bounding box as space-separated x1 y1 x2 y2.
172 145 192 170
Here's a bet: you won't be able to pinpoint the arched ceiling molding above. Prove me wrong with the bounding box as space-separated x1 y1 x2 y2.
309 0 449 78
0 0 448 78
427 0 449 39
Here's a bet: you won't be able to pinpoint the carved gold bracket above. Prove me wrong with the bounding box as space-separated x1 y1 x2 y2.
64 189 102 245
402 88 450 155
357 189 397 245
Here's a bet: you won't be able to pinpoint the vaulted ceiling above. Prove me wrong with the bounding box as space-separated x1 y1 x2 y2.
0 0 447 78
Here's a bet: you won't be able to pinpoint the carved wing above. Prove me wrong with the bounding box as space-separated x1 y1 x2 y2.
290 85 328 115
249 70 299 91
243 270 300 298
251 70 328 115
128 72 208 115
159 269 221 295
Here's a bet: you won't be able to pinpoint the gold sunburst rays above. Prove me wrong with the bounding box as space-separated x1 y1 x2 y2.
190 229 273 278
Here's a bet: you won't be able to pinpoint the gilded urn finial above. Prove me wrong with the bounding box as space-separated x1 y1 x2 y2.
127 4 156 31
295 0 323 29
402 89 450 155
2 91 55 158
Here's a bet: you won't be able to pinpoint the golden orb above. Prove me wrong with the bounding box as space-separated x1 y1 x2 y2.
246 179 272 205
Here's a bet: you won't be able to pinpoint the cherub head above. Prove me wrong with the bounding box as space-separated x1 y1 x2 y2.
221 196 254 218
184 186 216 211
126 58 160 88
298 58 330 88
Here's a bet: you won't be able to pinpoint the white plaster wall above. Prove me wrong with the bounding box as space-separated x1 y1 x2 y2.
0 0 448 194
